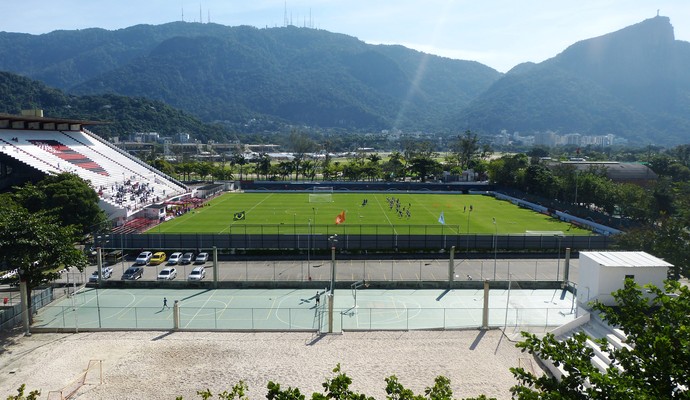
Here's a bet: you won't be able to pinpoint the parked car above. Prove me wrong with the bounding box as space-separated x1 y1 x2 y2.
135 251 153 265
180 252 195 265
167 252 183 265
89 266 113 282
157 267 177 280
122 266 143 280
188 266 206 281
194 252 209 264
149 252 167 265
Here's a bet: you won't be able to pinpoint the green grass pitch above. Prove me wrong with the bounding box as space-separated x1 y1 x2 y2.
152 193 592 236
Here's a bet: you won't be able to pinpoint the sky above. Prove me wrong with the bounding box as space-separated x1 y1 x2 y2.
2 0 689 73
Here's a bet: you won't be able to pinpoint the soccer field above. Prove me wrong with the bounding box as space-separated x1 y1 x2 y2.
152 193 591 235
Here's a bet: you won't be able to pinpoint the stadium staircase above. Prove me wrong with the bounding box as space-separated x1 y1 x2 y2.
0 128 188 222
541 312 630 382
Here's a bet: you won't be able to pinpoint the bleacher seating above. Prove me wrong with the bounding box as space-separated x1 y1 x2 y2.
0 128 187 222
548 314 629 379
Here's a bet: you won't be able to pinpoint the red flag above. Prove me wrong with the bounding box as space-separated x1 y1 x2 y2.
335 210 346 225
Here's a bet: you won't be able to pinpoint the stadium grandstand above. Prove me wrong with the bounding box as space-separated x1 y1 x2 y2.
0 110 187 226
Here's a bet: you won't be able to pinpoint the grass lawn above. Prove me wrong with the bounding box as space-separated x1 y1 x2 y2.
151 193 592 236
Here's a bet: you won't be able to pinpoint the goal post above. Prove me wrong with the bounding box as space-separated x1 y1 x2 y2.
309 186 334 203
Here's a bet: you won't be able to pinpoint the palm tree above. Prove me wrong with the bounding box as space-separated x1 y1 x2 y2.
255 153 271 180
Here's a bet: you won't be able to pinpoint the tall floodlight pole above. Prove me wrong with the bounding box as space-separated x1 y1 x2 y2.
493 218 498 280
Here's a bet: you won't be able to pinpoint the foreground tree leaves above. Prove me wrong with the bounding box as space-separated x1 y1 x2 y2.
173 363 496 400
510 279 690 399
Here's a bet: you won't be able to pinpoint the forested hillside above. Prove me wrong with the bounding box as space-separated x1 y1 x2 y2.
0 23 500 133
0 71 229 142
454 16 690 145
1 17 689 144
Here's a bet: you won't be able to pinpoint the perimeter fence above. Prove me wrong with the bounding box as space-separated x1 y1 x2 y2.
97 231 611 252
89 258 577 285
33 304 574 333
0 287 53 331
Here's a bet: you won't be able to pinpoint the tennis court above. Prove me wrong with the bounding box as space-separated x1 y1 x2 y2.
32 287 577 332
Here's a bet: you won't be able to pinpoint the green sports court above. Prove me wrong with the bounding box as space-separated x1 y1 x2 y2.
154 192 591 235
32 287 577 332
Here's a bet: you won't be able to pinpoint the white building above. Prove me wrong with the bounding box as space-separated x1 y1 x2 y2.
577 251 671 307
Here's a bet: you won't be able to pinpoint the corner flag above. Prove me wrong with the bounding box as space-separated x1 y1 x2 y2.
438 211 445 225
335 210 346 225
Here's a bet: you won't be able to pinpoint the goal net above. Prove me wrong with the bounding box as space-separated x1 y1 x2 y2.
309 187 333 203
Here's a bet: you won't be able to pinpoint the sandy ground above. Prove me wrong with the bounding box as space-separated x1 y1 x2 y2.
0 329 543 400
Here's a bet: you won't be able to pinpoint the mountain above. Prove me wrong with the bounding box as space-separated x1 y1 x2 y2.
454 16 690 145
1 18 689 145
0 71 230 142
0 22 501 132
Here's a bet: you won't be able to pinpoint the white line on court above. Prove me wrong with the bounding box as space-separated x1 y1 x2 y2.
185 290 219 328
373 195 397 235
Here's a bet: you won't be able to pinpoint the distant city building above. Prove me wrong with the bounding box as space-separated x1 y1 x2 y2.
495 130 616 149
134 132 160 143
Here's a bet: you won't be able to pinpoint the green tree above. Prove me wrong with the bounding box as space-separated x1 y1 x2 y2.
176 364 496 400
6 384 40 400
288 131 317 181
488 154 528 186
150 157 176 176
451 130 481 170
511 279 690 399
615 183 652 222
255 153 272 180
0 207 88 322
231 152 248 181
13 173 105 236
382 151 406 181
195 161 214 181
613 217 690 279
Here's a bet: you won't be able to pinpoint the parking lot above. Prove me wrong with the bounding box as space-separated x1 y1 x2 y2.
58 250 580 285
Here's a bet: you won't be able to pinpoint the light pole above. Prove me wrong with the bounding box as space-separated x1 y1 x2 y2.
307 218 312 281
328 234 338 294
555 234 563 281
492 217 498 280
465 206 473 260
327 233 337 334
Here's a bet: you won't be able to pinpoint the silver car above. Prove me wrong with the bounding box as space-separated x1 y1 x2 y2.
167 252 183 265
180 252 195 265
188 266 206 281
135 251 153 265
194 252 209 264
157 267 177 280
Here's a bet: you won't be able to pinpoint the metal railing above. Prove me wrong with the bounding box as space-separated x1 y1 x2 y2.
33 305 574 332
99 232 610 252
